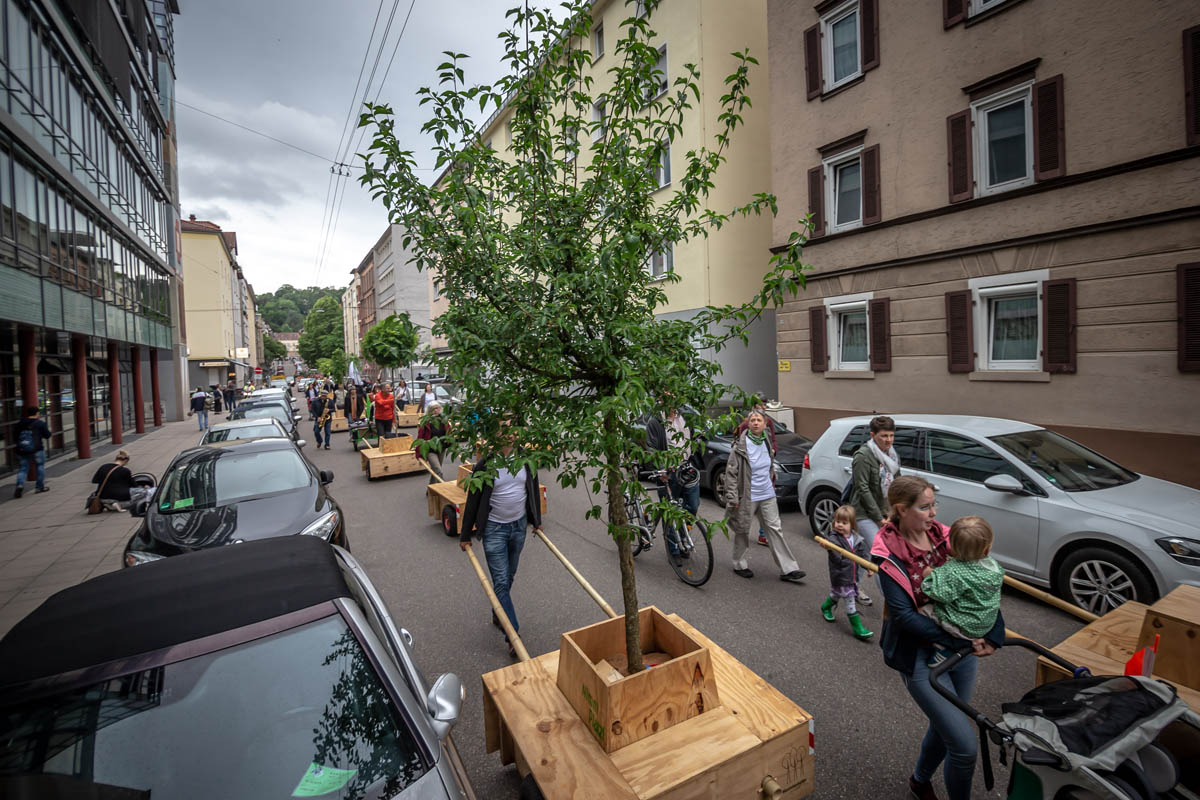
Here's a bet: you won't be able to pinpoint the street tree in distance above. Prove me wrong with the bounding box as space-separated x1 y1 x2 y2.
316 350 350 384
360 0 810 672
298 296 345 367
361 313 421 380
263 335 287 364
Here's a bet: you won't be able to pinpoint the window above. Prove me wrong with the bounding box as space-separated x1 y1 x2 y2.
593 22 604 59
991 430 1138 492
927 430 1027 485
635 0 648 19
505 120 513 148
972 83 1033 195
483 138 492 151
969 0 1009 16
966 270 1047 372
592 101 606 140
653 141 670 187
821 1 860 91
832 302 868 368
646 245 673 280
823 145 862 233
838 425 924 469
645 44 668 100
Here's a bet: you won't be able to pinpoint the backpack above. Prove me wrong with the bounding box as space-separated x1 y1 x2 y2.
840 476 854 504
16 426 36 454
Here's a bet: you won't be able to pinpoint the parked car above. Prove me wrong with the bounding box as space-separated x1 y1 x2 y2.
123 438 346 567
798 414 1200 613
230 401 303 441
248 386 299 410
270 377 289 390
199 417 300 447
0 536 472 798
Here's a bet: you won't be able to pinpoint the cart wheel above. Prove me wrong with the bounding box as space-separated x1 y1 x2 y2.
441 505 458 537
518 774 545 800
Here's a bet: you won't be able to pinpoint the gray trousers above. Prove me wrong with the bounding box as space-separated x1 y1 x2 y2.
731 496 800 574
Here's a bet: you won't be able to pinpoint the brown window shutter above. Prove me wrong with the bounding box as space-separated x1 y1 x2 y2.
944 0 966 28
944 290 974 373
860 0 879 72
946 110 973 203
804 24 822 100
807 165 825 238
1033 74 1066 181
1186 26 1199 147
861 144 881 225
869 297 891 371
1179 263 1200 372
1042 278 1077 374
810 306 828 372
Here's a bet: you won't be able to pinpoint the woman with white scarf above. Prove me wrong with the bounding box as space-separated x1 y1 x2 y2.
850 415 901 603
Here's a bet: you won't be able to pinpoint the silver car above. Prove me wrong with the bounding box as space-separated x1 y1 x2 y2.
199 417 303 447
798 415 1200 614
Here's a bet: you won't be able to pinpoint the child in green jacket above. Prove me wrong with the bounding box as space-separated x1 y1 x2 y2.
920 516 1004 667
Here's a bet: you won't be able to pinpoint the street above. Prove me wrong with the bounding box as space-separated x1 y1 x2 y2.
302 426 1085 799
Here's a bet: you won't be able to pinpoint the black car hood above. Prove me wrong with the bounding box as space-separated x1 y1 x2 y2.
147 489 323 549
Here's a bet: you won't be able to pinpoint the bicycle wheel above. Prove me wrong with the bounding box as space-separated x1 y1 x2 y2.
666 519 713 587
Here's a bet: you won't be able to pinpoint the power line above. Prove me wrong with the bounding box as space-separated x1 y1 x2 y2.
340 0 404 165
177 99 335 163
330 0 388 177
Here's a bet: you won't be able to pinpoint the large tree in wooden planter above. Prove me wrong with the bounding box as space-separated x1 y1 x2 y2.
360 0 810 672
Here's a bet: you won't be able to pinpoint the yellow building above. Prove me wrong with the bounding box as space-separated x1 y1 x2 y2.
181 217 252 387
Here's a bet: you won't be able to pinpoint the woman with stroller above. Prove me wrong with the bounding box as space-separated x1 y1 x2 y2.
871 476 1005 800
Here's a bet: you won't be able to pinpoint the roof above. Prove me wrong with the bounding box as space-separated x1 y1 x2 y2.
175 436 297 460
206 418 286 431
832 414 1043 438
0 537 349 689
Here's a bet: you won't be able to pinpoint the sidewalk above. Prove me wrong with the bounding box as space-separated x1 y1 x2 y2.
0 418 208 636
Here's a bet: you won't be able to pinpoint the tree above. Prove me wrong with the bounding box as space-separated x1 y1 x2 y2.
298 296 345 367
360 0 809 672
258 284 343 331
317 349 350 383
263 335 287 364
361 313 421 378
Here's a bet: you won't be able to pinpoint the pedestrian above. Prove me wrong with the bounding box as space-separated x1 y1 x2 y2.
223 380 236 415
189 386 209 430
210 384 222 413
459 419 543 657
396 378 410 406
820 505 873 640
849 415 901 606
644 402 701 553
373 382 396 438
419 382 436 412
89 449 133 512
416 401 447 482
306 381 319 420
721 409 806 583
313 389 335 449
920 516 1005 668
870 476 1004 800
334 382 346 410
12 405 51 498
733 401 778 547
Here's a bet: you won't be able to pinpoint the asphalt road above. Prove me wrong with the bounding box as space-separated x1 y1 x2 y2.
306 428 1084 799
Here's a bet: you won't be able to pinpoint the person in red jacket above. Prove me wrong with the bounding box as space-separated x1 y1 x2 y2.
373 383 396 439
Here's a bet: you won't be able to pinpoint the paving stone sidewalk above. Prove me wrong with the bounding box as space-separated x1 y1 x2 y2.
0 418 208 636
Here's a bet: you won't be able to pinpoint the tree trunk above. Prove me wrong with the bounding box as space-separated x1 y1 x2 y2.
604 413 643 674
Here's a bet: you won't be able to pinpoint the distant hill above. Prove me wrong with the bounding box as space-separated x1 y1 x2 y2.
257 284 343 331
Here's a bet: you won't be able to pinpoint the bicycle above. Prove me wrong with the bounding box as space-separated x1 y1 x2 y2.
623 469 714 587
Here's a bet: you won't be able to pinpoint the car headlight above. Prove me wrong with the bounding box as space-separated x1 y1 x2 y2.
1156 537 1200 567
124 551 166 568
300 511 340 541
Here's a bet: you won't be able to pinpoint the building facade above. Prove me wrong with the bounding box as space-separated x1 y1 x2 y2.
180 216 257 388
342 277 359 358
365 223 431 365
0 0 182 476
768 0 1200 486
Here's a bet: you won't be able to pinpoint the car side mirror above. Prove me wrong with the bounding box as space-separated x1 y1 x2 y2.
296 439 307 448
320 469 334 484
293 414 302 422
426 672 464 739
984 474 1026 495
130 499 149 518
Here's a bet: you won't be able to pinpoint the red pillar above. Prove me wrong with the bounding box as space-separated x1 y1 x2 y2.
150 348 162 426
18 327 37 480
72 335 90 459
108 341 122 445
131 345 145 434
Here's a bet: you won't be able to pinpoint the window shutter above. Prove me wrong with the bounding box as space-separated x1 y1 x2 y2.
860 0 879 72
810 306 828 372
807 165 826 237
869 298 891 371
1042 278 1077 374
944 290 973 373
943 0 966 28
861 144 881 225
1186 26 1199 147
1033 74 1066 181
1179 263 1200 372
946 109 973 203
804 24 822 100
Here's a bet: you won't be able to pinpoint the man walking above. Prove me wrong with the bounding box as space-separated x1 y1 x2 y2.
190 387 210 430
12 406 51 498
313 389 335 450
223 379 236 416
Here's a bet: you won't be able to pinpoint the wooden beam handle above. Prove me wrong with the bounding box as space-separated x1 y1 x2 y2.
534 528 618 619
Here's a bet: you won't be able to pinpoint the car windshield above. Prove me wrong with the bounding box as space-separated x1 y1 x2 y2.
990 430 1138 492
158 449 310 511
233 405 291 427
203 423 282 443
0 616 430 799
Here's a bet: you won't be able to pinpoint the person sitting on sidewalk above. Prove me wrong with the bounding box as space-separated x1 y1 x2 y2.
91 450 134 512
13 406 51 498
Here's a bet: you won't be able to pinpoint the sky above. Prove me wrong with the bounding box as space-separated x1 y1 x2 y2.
174 0 554 296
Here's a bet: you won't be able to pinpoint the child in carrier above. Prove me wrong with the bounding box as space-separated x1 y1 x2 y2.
820 505 873 640
920 515 1005 666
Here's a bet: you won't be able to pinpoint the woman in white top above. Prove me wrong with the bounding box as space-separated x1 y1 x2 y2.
420 382 437 412
720 410 806 583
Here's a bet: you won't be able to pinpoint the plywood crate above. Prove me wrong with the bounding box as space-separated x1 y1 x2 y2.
360 441 422 479
395 412 422 427
1138 584 1200 690
403 404 419 414
380 435 413 454
330 416 348 432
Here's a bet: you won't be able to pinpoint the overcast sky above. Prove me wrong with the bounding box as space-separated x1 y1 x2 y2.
175 0 552 296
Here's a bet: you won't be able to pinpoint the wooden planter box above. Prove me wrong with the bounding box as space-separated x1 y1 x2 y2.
330 416 348 432
360 435 423 480
557 607 717 753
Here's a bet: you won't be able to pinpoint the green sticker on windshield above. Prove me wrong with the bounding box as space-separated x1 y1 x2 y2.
292 762 356 797
172 497 194 510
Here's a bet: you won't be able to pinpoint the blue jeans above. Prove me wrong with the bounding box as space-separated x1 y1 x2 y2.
16 450 45 489
483 515 527 634
196 409 208 430
901 648 979 800
314 418 331 445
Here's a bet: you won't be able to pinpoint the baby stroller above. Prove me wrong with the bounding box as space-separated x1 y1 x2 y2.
932 637 1200 799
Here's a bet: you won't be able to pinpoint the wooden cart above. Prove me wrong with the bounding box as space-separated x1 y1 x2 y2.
427 465 547 537
359 435 426 480
394 404 422 428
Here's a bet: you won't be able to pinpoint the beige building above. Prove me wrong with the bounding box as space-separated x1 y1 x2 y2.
343 278 361 359
768 0 1200 487
181 217 257 387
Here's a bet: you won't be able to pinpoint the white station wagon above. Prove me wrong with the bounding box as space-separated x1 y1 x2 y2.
798 415 1200 614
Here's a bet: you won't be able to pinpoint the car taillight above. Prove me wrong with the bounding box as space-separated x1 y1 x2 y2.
803 453 810 470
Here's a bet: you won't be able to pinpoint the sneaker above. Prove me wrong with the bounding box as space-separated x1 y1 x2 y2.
35 486 49 494
909 776 939 800
858 591 874 606
324 445 330 450
733 567 754 579
779 570 807 584
13 487 22 499
757 533 768 546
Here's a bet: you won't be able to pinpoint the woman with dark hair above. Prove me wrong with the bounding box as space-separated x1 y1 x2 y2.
871 476 1004 800
850 414 900 605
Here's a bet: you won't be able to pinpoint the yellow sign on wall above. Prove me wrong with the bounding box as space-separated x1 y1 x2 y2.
777 360 791 372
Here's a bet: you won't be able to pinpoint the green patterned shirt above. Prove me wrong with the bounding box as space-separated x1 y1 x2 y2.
921 556 1004 638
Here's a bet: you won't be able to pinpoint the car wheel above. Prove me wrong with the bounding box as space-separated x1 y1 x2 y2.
1055 546 1157 615
711 466 728 508
807 489 841 538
